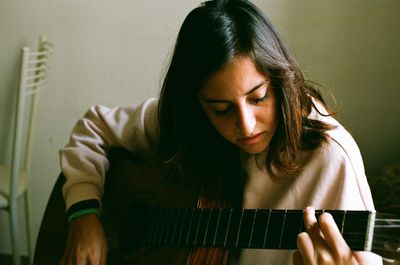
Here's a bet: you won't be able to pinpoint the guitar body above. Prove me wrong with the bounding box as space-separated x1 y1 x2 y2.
101 148 199 265
33 148 229 265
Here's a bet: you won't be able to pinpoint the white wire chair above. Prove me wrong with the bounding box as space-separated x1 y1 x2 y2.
0 35 53 265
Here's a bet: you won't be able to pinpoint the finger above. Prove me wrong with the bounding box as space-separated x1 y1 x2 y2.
99 255 105 265
304 206 325 244
292 250 304 265
304 207 318 234
297 232 315 265
99 249 107 265
303 207 316 231
319 212 350 256
303 207 335 264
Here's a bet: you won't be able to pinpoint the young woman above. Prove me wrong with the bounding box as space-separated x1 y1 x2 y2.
59 0 381 264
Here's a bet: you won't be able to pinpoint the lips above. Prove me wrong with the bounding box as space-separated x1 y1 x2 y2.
238 132 265 145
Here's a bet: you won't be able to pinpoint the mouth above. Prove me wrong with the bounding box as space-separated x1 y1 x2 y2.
238 132 265 145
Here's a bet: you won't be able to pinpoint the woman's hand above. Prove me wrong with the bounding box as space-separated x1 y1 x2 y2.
293 207 362 265
59 214 108 265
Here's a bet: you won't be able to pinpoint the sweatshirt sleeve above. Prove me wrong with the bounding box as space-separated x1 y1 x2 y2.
59 98 159 210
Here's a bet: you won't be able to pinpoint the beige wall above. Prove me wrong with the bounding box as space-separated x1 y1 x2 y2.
0 0 399 255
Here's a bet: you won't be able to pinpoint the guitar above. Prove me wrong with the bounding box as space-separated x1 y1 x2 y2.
33 148 400 265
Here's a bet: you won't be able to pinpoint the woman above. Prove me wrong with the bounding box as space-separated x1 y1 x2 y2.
59 0 381 264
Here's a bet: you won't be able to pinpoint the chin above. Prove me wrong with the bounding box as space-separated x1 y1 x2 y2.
240 143 268 154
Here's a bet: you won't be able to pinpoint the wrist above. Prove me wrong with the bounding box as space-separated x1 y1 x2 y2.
66 199 101 223
68 208 101 223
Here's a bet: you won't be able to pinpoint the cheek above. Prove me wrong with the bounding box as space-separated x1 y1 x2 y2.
257 105 278 129
204 113 236 140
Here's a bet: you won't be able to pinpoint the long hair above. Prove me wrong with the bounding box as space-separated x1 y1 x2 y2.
158 0 331 202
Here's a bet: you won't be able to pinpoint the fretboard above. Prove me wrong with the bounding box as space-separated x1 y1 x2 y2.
131 208 373 250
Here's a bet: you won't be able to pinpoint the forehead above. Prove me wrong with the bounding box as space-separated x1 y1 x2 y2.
200 56 268 98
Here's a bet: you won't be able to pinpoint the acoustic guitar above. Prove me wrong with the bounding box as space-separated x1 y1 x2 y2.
33 148 400 265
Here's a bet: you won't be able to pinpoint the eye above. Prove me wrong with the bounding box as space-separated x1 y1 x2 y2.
213 106 234 117
254 90 270 104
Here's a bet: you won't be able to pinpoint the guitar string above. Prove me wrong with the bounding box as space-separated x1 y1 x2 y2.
139 209 398 241
139 210 398 253
139 212 399 227
139 210 398 228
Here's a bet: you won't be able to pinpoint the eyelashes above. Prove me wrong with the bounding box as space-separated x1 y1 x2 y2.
212 91 271 117
213 107 234 117
254 92 270 103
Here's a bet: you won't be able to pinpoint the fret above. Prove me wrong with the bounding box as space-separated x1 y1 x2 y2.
212 209 223 246
278 210 287 248
263 209 271 248
193 208 203 246
298 209 304 234
162 209 173 244
236 209 256 248
143 208 156 244
235 210 244 247
186 208 202 246
202 208 213 246
133 208 372 251
169 208 182 245
203 209 220 246
249 209 257 247
224 209 243 247
157 209 168 245
163 209 175 245
224 209 234 246
342 211 369 251
177 208 189 245
280 210 303 249
341 210 347 235
214 209 233 247
150 208 161 245
263 210 286 248
184 208 196 246
246 209 271 248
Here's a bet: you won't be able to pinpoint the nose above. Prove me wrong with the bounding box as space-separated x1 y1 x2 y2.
236 104 256 136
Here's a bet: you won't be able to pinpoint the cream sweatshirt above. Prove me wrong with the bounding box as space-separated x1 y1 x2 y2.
59 98 381 264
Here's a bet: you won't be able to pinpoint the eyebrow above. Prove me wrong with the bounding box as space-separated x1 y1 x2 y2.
202 80 267 103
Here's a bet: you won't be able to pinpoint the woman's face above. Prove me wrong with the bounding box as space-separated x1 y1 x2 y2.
198 56 278 154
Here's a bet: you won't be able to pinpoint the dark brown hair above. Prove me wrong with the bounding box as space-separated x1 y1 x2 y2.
158 0 332 201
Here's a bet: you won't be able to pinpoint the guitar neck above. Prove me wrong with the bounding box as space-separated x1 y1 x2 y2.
133 208 373 251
